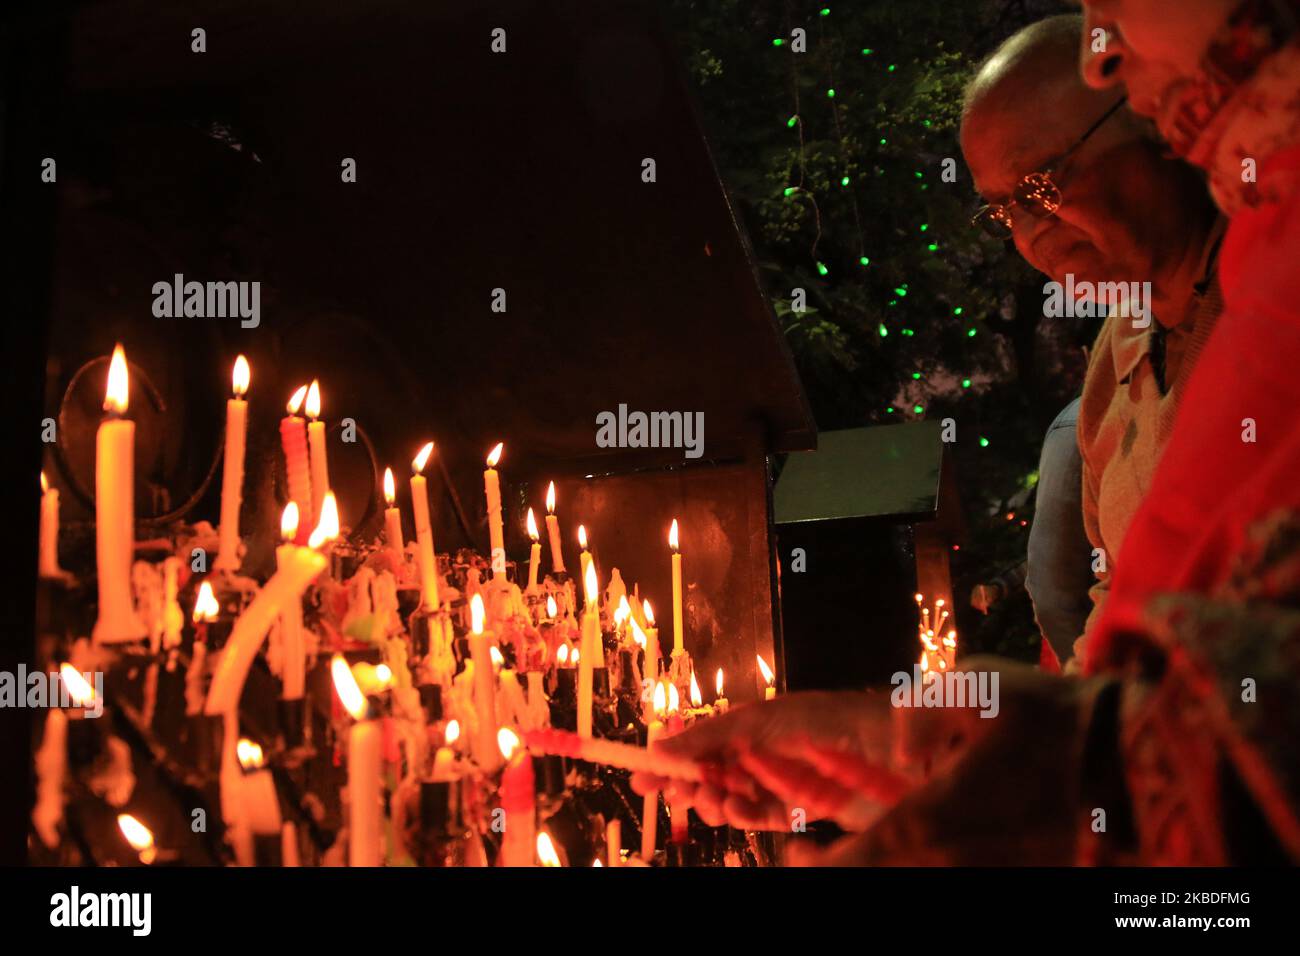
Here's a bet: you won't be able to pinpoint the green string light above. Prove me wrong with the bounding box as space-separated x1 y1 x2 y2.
962 378 972 388
820 7 831 15
920 223 929 232
902 328 915 336
826 88 836 98
911 372 921 380
967 328 977 337
783 186 797 197
879 137 887 145
787 115 799 128
878 324 888 337
888 64 897 72
893 287 907 297
953 307 963 316
979 437 990 447
861 48 874 55
841 175 850 186
886 405 894 413
772 38 785 47
816 261 829 276
913 404 924 414
859 256 870 266
914 171 924 179
927 243 938 252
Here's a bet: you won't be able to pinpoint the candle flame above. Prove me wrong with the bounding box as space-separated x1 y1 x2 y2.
546 481 556 514
236 738 265 770
578 524 588 550
613 599 629 628
445 719 460 745
546 594 558 619
117 814 154 854
497 727 521 761
557 643 570 665
375 663 392 686
470 593 486 635
643 599 655 627
331 654 368 720
689 670 702 707
668 518 679 551
412 441 435 475
584 560 598 608
716 668 725 697
571 647 580 666
232 355 250 397
305 379 321 420
593 859 603 867
281 502 299 542
192 581 219 623
59 663 96 708
536 832 561 867
104 344 129 414
383 467 396 507
652 680 667 717
40 470 48 494
756 654 775 686
486 442 504 468
308 492 340 549
628 615 647 649
489 645 504 669
526 507 539 541
667 682 680 715
286 384 308 416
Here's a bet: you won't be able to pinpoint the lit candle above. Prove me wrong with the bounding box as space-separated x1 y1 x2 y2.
468 594 500 771
484 442 505 578
382 467 404 565
536 831 562 867
332 655 382 867
757 653 776 700
93 344 143 643
577 561 601 739
214 355 250 573
669 519 684 656
544 481 565 573
38 471 64 579
525 508 542 592
640 680 666 860
715 668 729 713
642 599 660 701
304 380 330 527
578 524 592 586
280 385 313 545
498 728 535 867
409 442 440 612
606 819 622 867
203 505 334 716
117 813 157 865
277 504 307 701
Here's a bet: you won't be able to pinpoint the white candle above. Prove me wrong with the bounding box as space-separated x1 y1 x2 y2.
305 380 330 527
526 508 542 591
669 519 684 656
332 656 382 867
642 600 660 690
38 471 63 579
214 356 250 572
640 681 666 860
544 481 565 573
468 594 500 771
410 442 440 612
280 385 313 545
382 467 404 564
93 345 143 643
484 443 505 578
578 524 592 586
578 561 600 739
715 668 729 713
277 504 307 700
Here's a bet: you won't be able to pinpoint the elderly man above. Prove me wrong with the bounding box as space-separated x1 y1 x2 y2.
961 13 1224 663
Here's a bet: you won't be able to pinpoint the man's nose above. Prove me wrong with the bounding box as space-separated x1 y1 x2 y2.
1080 11 1127 90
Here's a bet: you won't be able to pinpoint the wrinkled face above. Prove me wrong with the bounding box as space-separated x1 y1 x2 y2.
1078 0 1234 134
962 71 1175 289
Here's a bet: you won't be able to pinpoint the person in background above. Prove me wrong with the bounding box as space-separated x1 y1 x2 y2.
961 14 1223 662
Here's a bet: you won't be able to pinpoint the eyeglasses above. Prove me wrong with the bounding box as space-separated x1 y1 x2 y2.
971 97 1127 240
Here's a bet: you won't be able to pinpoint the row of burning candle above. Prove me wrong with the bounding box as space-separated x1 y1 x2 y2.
915 592 958 678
